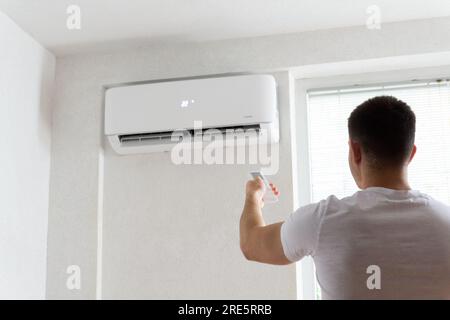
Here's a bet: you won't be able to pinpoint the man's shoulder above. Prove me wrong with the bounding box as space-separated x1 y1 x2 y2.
322 192 360 207
310 193 358 215
418 192 450 210
321 189 450 214
306 190 450 220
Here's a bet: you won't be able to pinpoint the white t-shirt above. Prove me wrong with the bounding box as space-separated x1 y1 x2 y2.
281 187 450 299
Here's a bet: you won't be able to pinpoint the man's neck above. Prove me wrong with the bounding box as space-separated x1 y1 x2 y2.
360 167 411 190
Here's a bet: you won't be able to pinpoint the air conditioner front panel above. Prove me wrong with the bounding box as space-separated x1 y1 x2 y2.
105 74 277 136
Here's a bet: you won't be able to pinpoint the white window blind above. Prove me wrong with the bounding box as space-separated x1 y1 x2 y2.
307 80 450 204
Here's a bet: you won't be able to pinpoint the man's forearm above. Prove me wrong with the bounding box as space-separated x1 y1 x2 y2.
239 197 266 254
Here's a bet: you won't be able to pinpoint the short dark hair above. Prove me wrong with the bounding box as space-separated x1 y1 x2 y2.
348 95 416 168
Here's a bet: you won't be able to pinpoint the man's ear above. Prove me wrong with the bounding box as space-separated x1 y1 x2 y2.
408 145 417 163
349 140 362 164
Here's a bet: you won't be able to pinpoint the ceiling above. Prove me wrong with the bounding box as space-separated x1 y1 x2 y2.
1 0 450 56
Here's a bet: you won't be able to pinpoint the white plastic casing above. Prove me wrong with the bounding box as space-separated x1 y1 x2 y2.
104 74 279 154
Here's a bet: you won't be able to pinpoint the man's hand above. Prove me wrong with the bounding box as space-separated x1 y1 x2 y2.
245 177 280 208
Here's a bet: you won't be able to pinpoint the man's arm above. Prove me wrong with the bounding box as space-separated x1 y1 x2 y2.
239 178 292 265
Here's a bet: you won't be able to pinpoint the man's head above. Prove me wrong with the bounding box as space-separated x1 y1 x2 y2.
347 95 416 188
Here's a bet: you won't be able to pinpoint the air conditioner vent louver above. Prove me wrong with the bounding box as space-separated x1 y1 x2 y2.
118 124 261 145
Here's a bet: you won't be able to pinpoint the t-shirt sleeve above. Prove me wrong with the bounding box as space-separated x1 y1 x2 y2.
280 198 329 262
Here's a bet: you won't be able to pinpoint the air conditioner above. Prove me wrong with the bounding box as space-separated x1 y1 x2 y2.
104 74 279 154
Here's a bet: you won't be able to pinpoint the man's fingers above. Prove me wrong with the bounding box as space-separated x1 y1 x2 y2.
247 178 265 192
251 178 279 194
270 183 280 196
254 177 265 188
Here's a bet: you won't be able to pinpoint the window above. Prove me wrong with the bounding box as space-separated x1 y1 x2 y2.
307 80 450 203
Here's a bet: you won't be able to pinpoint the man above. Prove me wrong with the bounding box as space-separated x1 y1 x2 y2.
240 96 450 299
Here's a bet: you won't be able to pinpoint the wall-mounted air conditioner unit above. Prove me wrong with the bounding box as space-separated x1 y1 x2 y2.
104 74 279 154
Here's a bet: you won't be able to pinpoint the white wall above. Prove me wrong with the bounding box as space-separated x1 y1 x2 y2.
46 16 450 299
46 59 298 299
100 72 296 299
0 11 55 299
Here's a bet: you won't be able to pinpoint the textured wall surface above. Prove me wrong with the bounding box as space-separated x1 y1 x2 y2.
0 11 55 299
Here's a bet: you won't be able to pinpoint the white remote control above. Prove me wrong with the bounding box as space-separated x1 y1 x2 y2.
249 172 278 203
